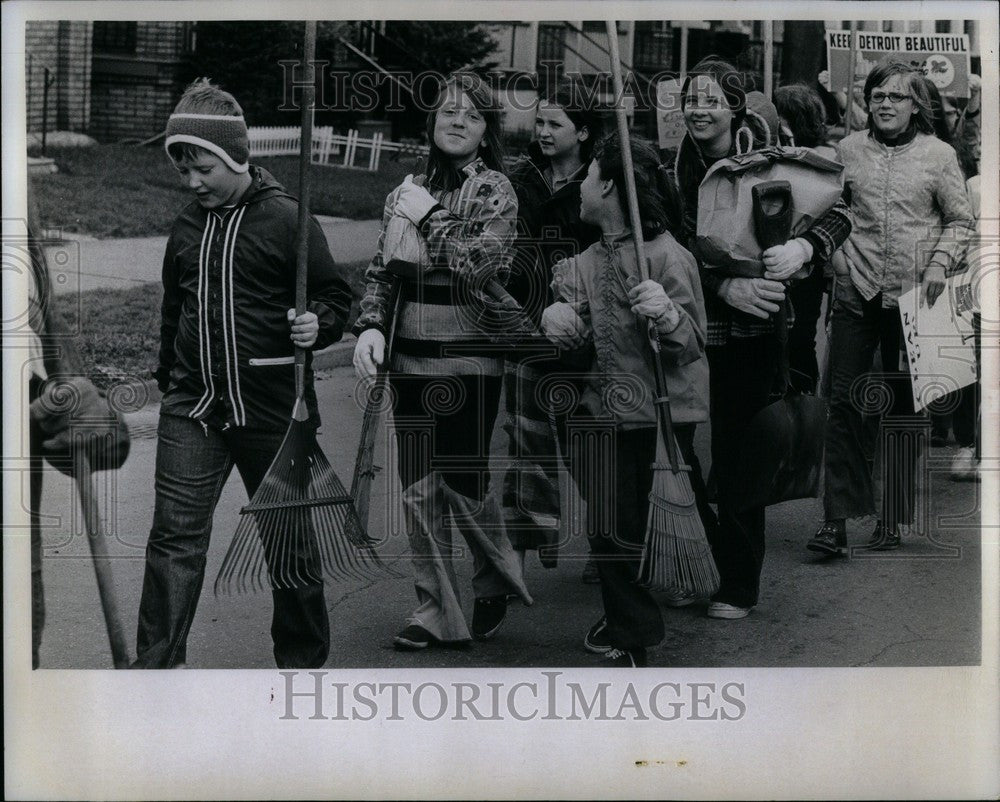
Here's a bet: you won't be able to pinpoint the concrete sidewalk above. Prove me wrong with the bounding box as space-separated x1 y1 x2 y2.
43 215 378 368
44 215 380 293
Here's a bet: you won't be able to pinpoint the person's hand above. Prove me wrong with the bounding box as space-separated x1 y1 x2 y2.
967 73 981 114
353 328 386 382
718 277 785 319
541 302 590 348
394 174 438 225
922 263 947 308
628 279 681 333
818 69 831 91
30 376 128 475
287 309 319 349
763 238 813 281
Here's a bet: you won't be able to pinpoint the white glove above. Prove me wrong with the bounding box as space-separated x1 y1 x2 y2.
763 238 814 281
353 328 386 383
394 174 438 226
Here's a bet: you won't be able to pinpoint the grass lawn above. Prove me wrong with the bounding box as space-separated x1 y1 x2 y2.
62 260 368 388
32 143 418 239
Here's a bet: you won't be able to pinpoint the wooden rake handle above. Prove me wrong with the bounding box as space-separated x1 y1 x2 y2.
73 449 130 668
294 21 318 406
605 20 681 472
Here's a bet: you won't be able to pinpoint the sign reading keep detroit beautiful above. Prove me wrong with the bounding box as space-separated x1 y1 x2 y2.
826 31 972 97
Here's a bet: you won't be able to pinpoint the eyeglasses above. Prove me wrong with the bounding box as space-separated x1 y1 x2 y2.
869 92 913 106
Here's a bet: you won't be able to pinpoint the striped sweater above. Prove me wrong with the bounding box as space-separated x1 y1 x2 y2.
354 158 518 376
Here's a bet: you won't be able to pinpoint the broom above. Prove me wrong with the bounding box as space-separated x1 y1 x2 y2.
604 21 718 598
214 21 381 595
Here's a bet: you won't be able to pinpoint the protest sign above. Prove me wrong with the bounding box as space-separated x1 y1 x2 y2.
898 276 977 412
826 30 972 97
656 77 686 150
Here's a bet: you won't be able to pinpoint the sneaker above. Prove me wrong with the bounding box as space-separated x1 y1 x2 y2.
806 522 848 557
393 624 433 651
662 588 700 607
863 521 901 551
584 615 613 654
472 595 507 640
581 557 600 585
601 646 647 667
951 447 979 482
707 601 752 619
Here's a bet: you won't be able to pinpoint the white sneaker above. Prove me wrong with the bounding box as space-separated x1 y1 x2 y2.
707 602 752 620
950 447 979 482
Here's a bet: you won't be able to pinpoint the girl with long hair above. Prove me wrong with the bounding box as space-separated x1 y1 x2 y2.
353 72 532 650
672 58 852 615
809 60 974 554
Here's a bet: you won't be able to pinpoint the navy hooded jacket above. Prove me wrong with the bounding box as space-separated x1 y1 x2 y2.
155 165 352 430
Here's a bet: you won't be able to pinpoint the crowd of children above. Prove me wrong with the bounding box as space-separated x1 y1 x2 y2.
29 52 982 668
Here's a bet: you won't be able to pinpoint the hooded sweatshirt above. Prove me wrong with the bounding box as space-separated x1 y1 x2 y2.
156 165 352 430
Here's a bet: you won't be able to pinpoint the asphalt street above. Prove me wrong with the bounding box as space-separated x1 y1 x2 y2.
32 362 983 670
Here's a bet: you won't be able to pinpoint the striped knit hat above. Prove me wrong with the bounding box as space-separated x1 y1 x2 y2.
165 112 249 173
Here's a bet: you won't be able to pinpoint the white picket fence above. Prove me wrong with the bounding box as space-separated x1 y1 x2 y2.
247 125 428 172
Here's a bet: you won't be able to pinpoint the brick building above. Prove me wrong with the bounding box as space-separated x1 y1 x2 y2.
25 20 194 142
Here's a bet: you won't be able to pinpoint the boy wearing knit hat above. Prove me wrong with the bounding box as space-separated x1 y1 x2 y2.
133 79 354 668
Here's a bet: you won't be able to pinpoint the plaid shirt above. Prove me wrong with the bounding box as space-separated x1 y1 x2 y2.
354 158 518 376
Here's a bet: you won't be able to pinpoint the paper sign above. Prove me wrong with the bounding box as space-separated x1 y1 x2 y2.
826 31 972 98
656 78 687 150
898 276 977 412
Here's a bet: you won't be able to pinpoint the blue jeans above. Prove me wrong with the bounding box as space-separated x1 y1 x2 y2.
823 281 921 526
133 410 329 668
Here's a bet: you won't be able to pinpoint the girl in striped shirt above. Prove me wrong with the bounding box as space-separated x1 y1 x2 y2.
353 72 533 650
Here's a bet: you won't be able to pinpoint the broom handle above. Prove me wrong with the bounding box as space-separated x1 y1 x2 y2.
606 20 681 471
294 20 318 402
73 449 130 668
351 276 403 528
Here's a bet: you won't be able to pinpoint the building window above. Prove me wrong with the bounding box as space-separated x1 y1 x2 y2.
935 20 951 33
93 21 137 54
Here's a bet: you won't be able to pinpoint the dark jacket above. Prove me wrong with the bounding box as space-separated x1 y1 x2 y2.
155 165 352 430
507 142 601 325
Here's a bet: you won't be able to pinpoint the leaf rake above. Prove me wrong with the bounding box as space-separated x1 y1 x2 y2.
214 21 383 596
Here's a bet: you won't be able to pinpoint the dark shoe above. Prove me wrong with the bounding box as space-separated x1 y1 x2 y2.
863 522 901 551
581 557 600 585
807 522 848 557
472 595 507 640
584 615 613 654
601 646 647 667
393 624 433 651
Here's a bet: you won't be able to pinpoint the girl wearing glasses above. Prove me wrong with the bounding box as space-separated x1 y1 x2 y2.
809 60 974 555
